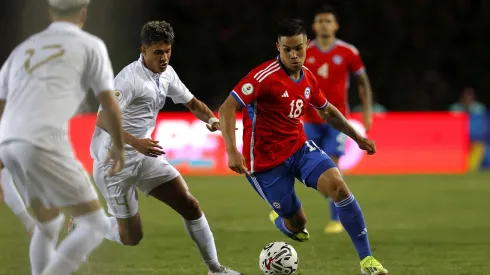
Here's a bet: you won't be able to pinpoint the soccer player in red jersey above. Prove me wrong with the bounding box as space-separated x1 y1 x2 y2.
303 5 374 234
219 19 387 274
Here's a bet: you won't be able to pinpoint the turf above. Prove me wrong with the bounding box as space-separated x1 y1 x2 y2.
0 173 489 275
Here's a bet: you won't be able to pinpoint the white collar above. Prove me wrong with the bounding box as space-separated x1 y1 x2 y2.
48 21 81 32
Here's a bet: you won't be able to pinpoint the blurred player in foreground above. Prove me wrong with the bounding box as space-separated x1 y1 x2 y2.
219 19 387 274
87 21 242 275
0 0 125 274
0 169 35 236
303 5 374 234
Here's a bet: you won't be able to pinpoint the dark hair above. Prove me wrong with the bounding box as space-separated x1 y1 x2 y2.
141 21 175 46
314 5 339 21
277 19 307 39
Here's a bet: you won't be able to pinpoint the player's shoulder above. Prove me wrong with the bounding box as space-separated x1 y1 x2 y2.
162 64 178 80
307 39 319 52
302 66 318 83
246 58 281 83
114 60 142 90
335 39 360 55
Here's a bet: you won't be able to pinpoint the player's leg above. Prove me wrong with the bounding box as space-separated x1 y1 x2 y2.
0 141 110 275
245 159 309 242
0 143 65 275
0 168 35 235
138 156 242 274
40 156 109 275
298 141 387 274
322 126 348 233
91 160 144 246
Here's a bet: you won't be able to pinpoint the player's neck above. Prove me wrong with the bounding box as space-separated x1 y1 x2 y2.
316 36 336 51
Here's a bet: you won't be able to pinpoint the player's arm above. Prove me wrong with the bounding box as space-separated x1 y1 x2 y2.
88 41 124 150
0 51 13 121
166 67 218 130
218 95 241 154
95 80 136 147
183 97 219 131
316 104 375 154
349 47 373 130
355 71 373 129
87 39 125 174
219 76 260 174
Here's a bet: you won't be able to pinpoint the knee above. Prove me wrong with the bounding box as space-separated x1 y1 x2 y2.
180 195 202 220
318 169 350 202
120 230 143 246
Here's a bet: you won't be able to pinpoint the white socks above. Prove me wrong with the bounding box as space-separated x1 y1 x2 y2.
105 216 123 244
40 209 109 275
30 214 65 275
183 213 221 272
1 169 35 233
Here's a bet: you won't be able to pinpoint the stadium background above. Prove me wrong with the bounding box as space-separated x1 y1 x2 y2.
0 1 489 274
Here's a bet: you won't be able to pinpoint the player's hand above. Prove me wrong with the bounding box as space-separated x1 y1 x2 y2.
227 150 249 174
105 145 125 176
206 121 220 132
133 138 165 157
357 137 376 155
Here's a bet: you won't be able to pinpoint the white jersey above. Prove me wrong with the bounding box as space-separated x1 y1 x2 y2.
0 22 114 151
90 55 194 162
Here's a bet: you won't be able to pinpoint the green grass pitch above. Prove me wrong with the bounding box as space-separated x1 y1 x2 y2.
0 174 489 275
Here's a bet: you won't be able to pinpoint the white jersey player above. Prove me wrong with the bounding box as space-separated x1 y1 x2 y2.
0 1 125 274
0 168 35 236
88 21 242 275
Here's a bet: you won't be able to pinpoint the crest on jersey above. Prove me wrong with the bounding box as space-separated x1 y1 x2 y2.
306 56 316 64
304 87 311 99
272 201 282 209
114 90 122 101
241 83 254 95
333 55 343 65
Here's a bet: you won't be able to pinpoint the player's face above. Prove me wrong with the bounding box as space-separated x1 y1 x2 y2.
276 34 309 73
141 42 172 73
313 13 338 38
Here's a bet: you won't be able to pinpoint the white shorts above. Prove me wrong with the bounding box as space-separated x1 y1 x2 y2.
0 141 98 208
93 155 180 219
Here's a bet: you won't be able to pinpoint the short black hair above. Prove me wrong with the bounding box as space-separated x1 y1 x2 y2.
277 19 307 39
314 4 339 21
141 21 175 46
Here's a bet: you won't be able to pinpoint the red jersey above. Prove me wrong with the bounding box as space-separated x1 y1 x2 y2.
303 39 365 123
231 58 328 173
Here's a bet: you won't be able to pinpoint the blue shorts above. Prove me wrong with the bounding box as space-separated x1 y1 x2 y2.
245 140 336 218
303 123 347 158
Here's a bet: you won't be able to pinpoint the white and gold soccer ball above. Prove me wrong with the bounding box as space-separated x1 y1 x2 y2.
259 241 298 275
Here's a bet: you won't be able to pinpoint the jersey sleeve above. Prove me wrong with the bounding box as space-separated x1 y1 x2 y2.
112 79 135 111
0 52 13 100
230 75 262 107
87 39 115 96
167 67 194 104
347 46 365 76
309 74 328 109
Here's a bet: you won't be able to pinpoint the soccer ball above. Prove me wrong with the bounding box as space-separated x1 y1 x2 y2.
259 241 298 275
